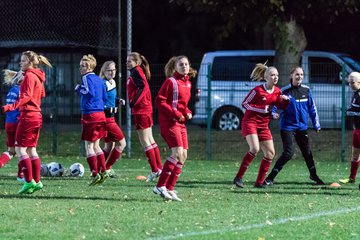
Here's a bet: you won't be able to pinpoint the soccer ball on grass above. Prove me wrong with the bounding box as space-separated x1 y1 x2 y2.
47 162 64 177
69 163 85 177
40 163 49 177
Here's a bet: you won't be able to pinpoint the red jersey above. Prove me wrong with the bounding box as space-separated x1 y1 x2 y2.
126 66 152 115
156 72 192 123
3 68 45 115
242 83 288 127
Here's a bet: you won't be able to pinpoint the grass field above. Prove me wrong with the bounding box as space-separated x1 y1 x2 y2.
1 154 360 240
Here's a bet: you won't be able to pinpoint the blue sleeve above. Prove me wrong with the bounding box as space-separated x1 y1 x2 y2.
103 83 107 104
271 105 278 118
308 90 321 130
75 75 91 96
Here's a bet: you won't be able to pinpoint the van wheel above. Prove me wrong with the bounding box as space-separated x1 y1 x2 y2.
214 107 242 131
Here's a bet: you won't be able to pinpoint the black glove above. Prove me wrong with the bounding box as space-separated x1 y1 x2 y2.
115 97 126 106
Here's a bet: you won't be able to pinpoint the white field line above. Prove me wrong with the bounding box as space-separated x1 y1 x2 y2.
147 206 360 240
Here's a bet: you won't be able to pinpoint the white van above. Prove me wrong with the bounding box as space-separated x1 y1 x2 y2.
192 50 360 130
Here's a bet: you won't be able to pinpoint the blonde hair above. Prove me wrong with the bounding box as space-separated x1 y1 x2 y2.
22 50 52 68
250 62 277 81
188 67 198 78
99 61 116 79
2 69 23 86
128 52 151 80
348 71 360 82
81 54 97 71
164 55 197 78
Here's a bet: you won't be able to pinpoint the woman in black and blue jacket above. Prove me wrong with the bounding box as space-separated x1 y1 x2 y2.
264 67 325 185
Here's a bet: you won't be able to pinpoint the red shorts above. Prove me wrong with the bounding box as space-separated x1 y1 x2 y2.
160 121 188 149
81 112 106 124
241 121 272 141
5 122 17 147
82 122 106 142
103 117 125 143
134 114 153 130
15 120 42 147
352 129 360 148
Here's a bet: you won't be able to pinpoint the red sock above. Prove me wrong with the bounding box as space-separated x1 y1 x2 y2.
106 147 122 170
98 149 110 171
102 148 110 161
86 155 98 176
18 162 24 179
97 152 106 173
350 158 360 180
145 146 158 173
157 157 177 188
256 157 272 185
97 160 101 173
0 152 12 168
31 156 41 183
19 155 33 183
236 152 256 178
166 162 183 190
152 143 163 170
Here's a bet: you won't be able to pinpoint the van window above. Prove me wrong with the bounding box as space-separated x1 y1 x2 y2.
341 56 360 72
211 56 274 81
308 57 342 84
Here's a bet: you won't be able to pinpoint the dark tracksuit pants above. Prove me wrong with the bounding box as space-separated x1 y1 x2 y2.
267 130 317 181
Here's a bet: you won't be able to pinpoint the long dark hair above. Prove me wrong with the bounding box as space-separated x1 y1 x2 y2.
128 52 151 80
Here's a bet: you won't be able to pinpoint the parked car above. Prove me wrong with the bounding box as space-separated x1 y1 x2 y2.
192 50 360 130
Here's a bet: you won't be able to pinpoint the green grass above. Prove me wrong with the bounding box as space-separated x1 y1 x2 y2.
1 156 360 240
0 126 358 239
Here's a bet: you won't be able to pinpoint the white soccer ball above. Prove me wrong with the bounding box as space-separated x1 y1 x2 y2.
69 163 85 177
40 163 49 177
47 162 64 177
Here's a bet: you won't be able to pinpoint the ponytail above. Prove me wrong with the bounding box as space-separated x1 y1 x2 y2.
22 50 52 68
3 69 23 85
250 63 268 81
128 52 151 81
140 55 151 80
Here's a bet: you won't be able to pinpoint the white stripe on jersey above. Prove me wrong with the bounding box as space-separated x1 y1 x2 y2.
243 89 267 113
169 77 178 110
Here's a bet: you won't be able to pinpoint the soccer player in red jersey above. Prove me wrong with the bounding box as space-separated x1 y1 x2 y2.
2 50 52 194
126 52 162 182
233 63 290 188
153 56 196 201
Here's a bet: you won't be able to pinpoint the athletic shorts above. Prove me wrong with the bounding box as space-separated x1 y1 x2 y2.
5 122 17 147
103 117 125 142
15 120 42 147
134 114 153 130
241 121 273 141
352 129 360 148
82 122 106 142
81 112 106 124
160 121 188 149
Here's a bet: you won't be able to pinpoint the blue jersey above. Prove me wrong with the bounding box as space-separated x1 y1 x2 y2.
103 79 117 109
5 85 20 123
75 72 107 114
272 83 320 131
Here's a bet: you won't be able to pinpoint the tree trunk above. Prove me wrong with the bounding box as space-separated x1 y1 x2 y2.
274 17 307 86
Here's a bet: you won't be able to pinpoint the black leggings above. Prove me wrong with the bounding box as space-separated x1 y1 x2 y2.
267 130 317 180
